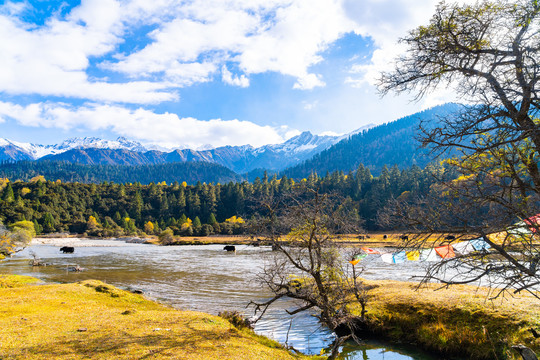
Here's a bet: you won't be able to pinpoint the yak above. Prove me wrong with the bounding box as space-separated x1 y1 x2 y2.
60 246 75 253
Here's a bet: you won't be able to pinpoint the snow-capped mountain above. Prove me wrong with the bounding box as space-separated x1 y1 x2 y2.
57 137 147 153
0 126 375 173
0 137 148 160
255 131 338 155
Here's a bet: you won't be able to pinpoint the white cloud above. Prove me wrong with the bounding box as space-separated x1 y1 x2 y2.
294 73 326 90
0 0 178 103
0 0 361 103
107 0 355 90
221 66 250 87
342 0 476 106
0 101 291 149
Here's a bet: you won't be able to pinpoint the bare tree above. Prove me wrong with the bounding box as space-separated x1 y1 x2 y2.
248 186 373 355
379 0 540 297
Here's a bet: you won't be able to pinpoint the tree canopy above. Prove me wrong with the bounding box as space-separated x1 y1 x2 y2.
380 0 540 296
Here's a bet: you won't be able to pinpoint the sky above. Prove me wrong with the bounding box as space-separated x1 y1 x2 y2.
0 0 461 150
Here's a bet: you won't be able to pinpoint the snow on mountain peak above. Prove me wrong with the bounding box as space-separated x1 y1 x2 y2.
56 137 147 152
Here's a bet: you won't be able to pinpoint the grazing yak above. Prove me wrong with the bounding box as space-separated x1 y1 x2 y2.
60 246 75 253
223 245 236 252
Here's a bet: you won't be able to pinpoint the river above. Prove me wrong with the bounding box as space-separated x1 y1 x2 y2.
0 239 442 359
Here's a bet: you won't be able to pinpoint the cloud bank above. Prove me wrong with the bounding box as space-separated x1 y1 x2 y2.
0 101 290 149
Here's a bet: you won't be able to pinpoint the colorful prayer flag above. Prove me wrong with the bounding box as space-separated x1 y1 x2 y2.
362 247 380 254
469 239 491 251
393 251 407 263
434 245 455 259
406 250 420 261
349 253 367 265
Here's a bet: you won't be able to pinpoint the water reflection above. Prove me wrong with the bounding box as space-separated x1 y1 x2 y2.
1 241 439 359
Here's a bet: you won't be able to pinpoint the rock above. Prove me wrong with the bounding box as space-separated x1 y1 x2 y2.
512 344 538 360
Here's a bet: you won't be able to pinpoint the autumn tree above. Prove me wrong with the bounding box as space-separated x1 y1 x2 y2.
379 0 540 296
144 221 155 235
0 221 33 257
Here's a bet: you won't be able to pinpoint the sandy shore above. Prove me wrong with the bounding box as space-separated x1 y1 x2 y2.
31 237 148 247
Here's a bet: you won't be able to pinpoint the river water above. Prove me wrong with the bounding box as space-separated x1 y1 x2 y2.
0 240 441 359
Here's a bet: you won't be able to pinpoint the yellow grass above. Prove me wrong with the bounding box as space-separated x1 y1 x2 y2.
0 275 318 360
359 279 540 359
153 233 440 247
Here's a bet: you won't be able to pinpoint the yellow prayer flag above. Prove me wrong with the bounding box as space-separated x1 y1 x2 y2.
406 250 420 261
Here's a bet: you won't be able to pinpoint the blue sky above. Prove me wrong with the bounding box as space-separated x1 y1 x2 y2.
0 0 460 149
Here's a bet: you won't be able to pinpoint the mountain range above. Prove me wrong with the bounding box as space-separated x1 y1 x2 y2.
0 125 374 174
0 103 460 183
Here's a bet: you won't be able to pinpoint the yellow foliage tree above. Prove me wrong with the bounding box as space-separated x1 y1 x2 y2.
87 216 99 231
29 175 46 183
144 221 155 234
181 218 193 230
225 216 245 224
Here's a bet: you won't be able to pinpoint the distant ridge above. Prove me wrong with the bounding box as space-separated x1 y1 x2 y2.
282 103 461 178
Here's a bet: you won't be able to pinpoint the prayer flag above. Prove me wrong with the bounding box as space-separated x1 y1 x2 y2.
381 253 394 264
435 245 455 259
362 247 380 254
406 250 420 261
452 241 475 255
349 253 367 266
469 239 491 251
393 251 407 263
420 249 439 262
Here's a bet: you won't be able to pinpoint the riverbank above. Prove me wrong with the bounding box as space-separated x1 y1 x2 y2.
359 279 540 360
31 233 435 247
0 274 318 360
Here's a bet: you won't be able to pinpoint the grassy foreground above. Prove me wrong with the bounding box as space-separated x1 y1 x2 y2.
359 279 540 360
0 275 318 360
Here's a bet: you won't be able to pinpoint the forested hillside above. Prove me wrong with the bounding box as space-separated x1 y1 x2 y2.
283 104 460 177
0 161 243 185
0 163 445 233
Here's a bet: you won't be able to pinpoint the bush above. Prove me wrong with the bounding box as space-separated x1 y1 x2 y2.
218 311 253 330
158 228 175 245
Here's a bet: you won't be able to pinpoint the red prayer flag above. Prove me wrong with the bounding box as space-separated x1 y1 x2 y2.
361 247 380 254
434 245 455 259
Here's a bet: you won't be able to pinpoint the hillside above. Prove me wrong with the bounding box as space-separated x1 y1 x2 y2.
283 104 461 178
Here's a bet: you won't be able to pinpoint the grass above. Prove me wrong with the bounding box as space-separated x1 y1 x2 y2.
0 275 319 360
357 279 540 360
149 232 440 247
0 274 41 288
